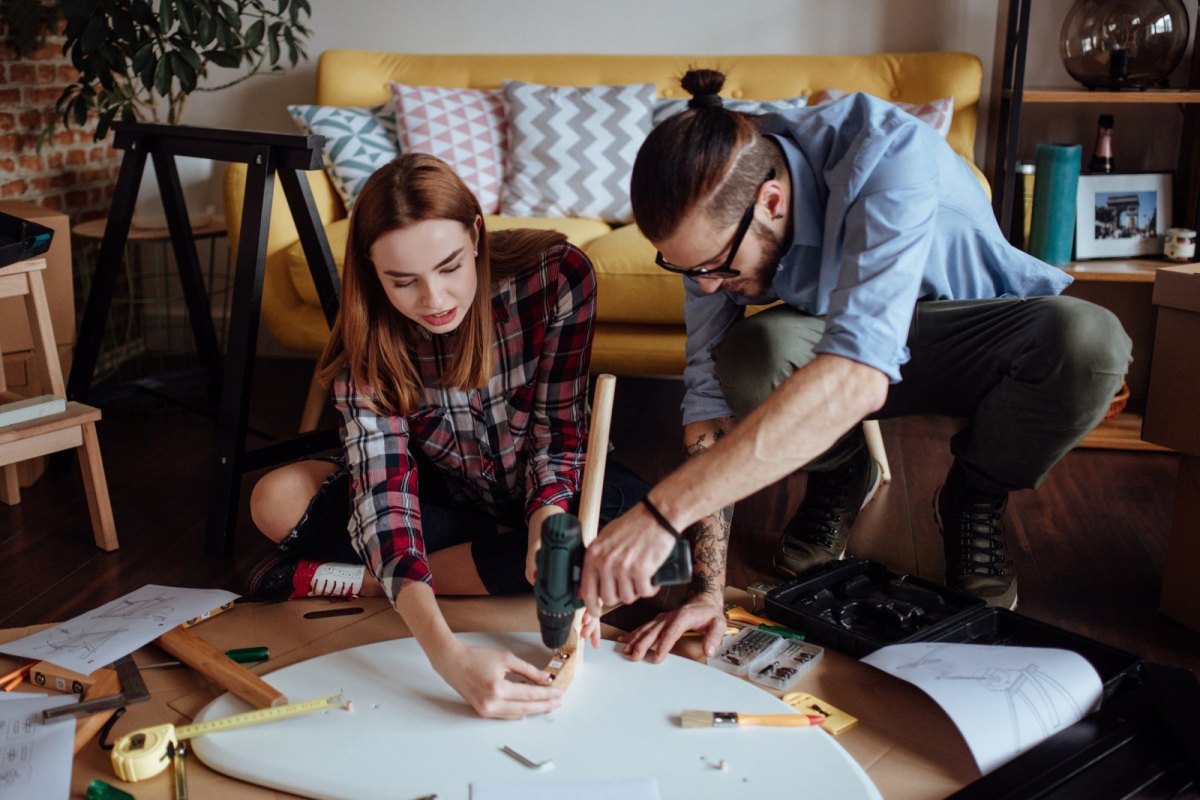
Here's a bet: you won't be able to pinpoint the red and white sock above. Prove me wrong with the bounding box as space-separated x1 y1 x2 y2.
289 560 366 599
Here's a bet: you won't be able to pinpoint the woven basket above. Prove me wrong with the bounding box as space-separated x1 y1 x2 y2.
1103 380 1131 422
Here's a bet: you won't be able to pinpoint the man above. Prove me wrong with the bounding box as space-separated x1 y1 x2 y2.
578 69 1131 662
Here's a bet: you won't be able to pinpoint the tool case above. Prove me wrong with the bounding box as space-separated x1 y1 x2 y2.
0 210 54 269
765 559 1199 797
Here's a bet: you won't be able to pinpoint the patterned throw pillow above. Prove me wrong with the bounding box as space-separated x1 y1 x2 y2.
389 83 507 215
500 80 656 224
810 89 954 138
652 94 809 126
287 103 400 210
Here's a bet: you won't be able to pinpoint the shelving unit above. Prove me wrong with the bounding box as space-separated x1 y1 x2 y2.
990 0 1199 451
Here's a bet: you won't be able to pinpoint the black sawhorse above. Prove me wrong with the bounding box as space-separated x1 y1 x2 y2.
67 122 341 557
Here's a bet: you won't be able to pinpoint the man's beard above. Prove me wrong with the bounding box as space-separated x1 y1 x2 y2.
724 221 788 301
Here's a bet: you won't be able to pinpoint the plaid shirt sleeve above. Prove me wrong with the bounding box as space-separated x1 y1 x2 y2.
332 371 432 602
523 243 597 520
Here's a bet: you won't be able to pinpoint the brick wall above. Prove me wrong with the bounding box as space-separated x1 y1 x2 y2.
0 19 121 220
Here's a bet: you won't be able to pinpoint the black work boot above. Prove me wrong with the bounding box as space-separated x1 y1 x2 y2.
936 464 1018 609
775 439 882 577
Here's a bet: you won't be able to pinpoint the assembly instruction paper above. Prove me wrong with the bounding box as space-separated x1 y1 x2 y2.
861 642 1102 774
0 585 238 673
0 694 77 799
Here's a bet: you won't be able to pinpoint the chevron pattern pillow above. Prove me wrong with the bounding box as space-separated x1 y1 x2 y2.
390 83 507 214
287 103 400 210
652 94 809 126
500 80 656 224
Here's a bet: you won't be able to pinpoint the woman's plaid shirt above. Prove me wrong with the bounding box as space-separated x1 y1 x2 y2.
332 243 596 601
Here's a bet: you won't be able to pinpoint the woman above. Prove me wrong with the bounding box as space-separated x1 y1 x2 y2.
245 153 645 719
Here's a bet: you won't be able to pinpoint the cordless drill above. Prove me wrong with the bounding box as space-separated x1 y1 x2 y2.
534 512 693 649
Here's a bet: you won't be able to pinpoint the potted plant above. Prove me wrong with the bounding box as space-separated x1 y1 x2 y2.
47 0 314 226
53 0 313 137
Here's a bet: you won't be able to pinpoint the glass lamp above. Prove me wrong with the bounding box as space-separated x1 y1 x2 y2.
1060 0 1191 89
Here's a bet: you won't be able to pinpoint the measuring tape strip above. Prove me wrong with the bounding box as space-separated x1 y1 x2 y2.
111 693 349 782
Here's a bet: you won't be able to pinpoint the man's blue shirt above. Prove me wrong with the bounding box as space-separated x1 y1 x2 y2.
681 93 1072 425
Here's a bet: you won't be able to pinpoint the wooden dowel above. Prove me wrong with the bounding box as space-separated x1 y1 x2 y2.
545 374 617 692
157 626 287 708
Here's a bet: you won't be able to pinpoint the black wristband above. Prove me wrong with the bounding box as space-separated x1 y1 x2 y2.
641 496 684 540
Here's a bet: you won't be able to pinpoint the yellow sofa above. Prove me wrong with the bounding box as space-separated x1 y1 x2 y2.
224 50 985 376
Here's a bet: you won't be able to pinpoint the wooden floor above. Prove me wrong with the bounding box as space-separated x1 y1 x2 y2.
2 359 1198 677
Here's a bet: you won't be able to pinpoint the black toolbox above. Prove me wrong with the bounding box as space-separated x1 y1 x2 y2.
0 210 54 269
764 558 1140 697
764 559 1199 797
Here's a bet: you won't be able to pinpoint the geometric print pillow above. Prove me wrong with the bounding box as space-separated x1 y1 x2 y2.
652 94 809 126
499 80 656 224
389 83 507 214
287 103 400 211
810 89 955 139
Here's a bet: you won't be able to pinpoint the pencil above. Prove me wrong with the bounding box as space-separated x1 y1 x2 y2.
0 663 32 691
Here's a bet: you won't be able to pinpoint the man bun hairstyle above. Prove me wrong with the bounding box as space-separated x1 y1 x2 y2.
682 68 725 109
631 67 786 243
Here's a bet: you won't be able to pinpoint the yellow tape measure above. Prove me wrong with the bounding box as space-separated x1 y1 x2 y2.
111 693 349 782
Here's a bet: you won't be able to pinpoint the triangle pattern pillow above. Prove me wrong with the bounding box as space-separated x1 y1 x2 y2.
652 94 809 126
500 80 656 224
287 103 400 211
389 83 506 215
810 89 954 138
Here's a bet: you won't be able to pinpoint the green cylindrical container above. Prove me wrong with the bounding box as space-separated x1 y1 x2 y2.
1028 143 1082 265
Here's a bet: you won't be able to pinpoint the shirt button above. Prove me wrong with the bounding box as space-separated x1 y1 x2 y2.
731 89 744 99
890 88 902 100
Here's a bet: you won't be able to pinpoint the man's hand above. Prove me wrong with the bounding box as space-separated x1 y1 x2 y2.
431 639 563 720
579 501 678 618
618 599 728 664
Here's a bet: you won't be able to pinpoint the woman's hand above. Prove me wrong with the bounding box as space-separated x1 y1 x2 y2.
525 505 566 587
430 639 563 719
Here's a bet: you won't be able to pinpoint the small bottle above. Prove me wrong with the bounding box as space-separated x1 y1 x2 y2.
1089 114 1115 174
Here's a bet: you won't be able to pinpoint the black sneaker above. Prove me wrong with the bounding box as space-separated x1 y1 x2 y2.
775 446 882 576
935 469 1018 609
245 549 301 601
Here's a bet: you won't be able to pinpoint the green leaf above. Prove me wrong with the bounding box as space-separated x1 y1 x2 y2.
218 1 240 28
203 48 241 69
81 17 108 53
170 50 197 92
154 53 173 96
179 46 202 72
96 108 117 141
277 0 289 13
267 34 279 65
196 13 215 46
139 54 158 92
176 2 196 36
72 96 88 126
132 41 155 73
245 19 264 50
160 0 175 33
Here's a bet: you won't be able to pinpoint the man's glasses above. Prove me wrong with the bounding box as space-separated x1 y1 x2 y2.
654 168 776 279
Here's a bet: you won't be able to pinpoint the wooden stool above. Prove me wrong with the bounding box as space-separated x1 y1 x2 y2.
0 257 118 551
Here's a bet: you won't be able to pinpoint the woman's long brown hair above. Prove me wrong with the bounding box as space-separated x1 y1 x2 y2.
317 153 566 414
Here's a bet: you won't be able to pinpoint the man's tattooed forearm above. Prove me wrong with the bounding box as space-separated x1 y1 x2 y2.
687 505 733 596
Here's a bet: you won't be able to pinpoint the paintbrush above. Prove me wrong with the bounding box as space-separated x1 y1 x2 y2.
680 710 825 728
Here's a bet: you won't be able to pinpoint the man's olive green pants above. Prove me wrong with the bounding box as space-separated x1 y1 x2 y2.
711 296 1133 496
